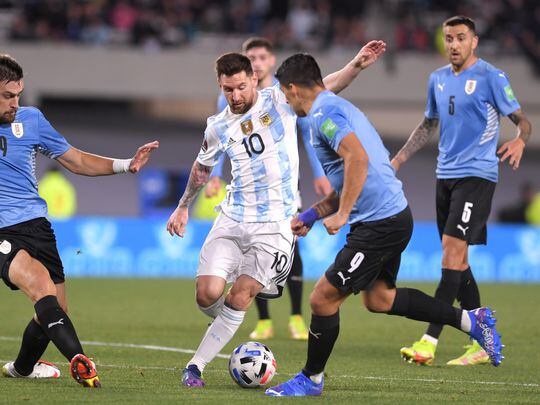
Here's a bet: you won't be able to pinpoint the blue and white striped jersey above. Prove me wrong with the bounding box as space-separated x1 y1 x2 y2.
0 107 71 228
198 85 299 223
425 59 520 182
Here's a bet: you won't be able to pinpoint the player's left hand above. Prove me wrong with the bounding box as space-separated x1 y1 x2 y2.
497 137 525 170
313 176 332 197
323 212 348 235
353 40 387 70
129 141 160 173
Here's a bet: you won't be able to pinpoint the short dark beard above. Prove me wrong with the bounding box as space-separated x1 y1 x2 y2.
0 112 16 124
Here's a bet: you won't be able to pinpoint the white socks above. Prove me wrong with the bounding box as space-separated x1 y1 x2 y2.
198 296 225 319
309 372 324 384
188 304 245 373
421 334 439 346
460 310 472 333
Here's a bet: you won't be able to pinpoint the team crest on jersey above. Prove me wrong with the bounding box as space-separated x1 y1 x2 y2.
240 119 253 135
259 112 272 127
465 80 477 95
11 122 23 138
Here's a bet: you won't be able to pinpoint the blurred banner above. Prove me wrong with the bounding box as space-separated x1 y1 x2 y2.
53 218 540 283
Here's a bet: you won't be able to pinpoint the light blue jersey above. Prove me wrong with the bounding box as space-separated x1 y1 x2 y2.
0 107 71 228
199 85 299 222
214 76 324 180
426 59 520 182
308 91 407 223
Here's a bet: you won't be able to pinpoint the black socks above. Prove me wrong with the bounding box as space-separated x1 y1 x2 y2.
254 297 270 320
287 249 303 315
34 295 84 361
13 318 50 376
389 288 462 330
303 312 340 376
457 267 481 310
426 268 462 338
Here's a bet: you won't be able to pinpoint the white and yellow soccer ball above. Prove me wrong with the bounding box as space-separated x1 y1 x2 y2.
229 341 277 388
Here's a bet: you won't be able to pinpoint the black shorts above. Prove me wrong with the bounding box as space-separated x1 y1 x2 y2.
436 177 496 245
325 206 413 295
0 217 64 291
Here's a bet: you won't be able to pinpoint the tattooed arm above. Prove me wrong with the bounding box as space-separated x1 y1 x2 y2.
166 161 212 237
313 191 340 219
497 109 532 170
391 117 439 171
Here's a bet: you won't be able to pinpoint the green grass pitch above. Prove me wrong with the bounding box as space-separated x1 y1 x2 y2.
1 279 539 403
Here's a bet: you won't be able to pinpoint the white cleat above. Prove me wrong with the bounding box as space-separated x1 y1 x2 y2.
2 360 60 379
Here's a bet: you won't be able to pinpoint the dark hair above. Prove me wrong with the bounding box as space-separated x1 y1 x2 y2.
242 37 274 54
443 15 476 34
215 52 253 78
0 54 23 83
275 53 324 88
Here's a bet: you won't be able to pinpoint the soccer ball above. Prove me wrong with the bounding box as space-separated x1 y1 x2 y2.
228 341 277 388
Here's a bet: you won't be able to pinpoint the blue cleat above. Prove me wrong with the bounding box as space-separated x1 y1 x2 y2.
467 307 503 366
265 372 323 397
182 364 205 387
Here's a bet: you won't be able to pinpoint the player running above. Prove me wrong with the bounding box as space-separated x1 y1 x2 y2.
392 16 531 366
0 54 158 387
166 40 387 388
207 37 332 341
265 53 503 397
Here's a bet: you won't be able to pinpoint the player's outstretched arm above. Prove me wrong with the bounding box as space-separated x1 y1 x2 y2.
497 108 532 170
323 133 368 235
391 117 439 171
166 161 212 237
322 40 386 94
56 141 159 176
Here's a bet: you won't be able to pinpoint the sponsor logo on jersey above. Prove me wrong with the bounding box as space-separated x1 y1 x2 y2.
438 82 445 92
227 137 236 147
0 240 12 255
504 85 516 101
321 118 338 139
11 122 23 138
259 112 272 127
465 80 477 95
240 119 253 135
201 139 208 152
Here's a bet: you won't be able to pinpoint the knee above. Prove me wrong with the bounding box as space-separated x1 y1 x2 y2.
226 288 253 311
363 292 393 313
309 289 329 315
26 278 57 303
442 238 467 266
196 286 223 308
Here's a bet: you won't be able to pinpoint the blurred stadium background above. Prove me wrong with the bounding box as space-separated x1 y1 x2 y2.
1 0 540 282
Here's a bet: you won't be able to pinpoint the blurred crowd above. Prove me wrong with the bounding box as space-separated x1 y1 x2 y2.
1 0 539 58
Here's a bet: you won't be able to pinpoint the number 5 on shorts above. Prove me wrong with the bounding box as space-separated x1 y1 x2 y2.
462 202 473 223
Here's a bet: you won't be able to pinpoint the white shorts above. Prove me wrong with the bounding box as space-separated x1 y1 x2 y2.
197 213 295 299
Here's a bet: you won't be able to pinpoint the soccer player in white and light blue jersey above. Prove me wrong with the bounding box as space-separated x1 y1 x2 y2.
265 53 503 397
392 16 532 366
210 37 331 342
0 54 158 387
166 42 388 387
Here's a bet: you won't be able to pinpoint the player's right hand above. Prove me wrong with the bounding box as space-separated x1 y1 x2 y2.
166 206 189 237
205 176 222 198
291 217 311 237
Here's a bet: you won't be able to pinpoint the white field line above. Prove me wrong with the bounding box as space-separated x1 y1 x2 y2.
1 336 538 388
